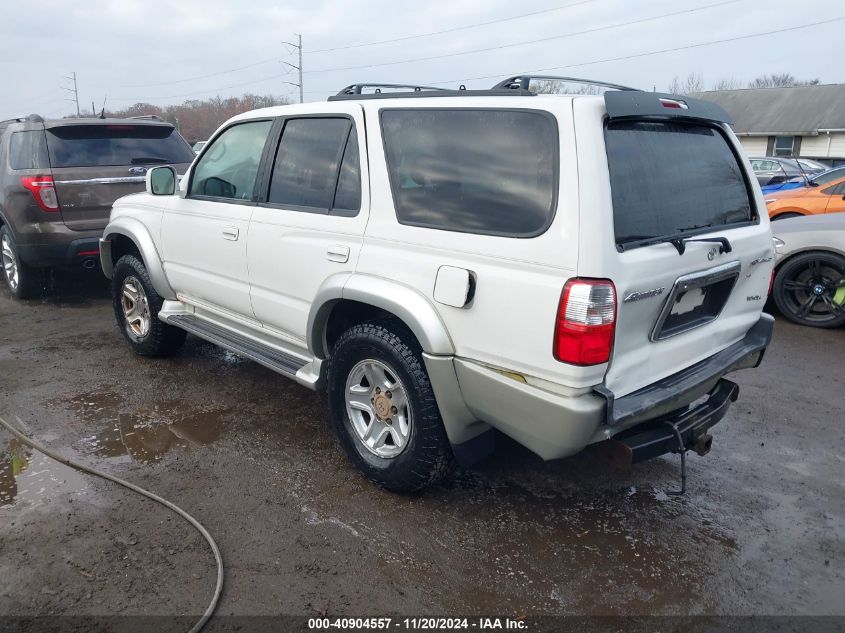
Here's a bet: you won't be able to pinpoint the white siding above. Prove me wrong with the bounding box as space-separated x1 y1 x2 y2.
738 136 768 157
800 133 845 159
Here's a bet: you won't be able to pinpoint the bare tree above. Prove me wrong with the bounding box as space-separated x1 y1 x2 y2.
711 77 743 91
528 79 605 95
103 93 291 143
748 73 820 88
667 73 704 95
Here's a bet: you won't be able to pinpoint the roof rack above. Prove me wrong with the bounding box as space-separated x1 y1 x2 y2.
0 113 44 126
493 75 637 92
334 83 448 96
129 114 164 121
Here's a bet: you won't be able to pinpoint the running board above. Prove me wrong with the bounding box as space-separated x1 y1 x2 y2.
166 314 308 378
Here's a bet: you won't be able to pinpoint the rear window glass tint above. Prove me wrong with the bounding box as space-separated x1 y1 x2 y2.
45 124 194 168
381 109 557 237
605 121 754 248
268 118 353 211
9 130 50 170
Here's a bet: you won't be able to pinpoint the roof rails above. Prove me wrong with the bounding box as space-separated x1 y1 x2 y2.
334 83 448 96
129 114 164 121
493 75 637 92
0 113 44 126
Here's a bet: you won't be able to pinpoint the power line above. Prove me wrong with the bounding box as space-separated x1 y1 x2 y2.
117 57 287 89
304 0 741 75
109 71 295 103
308 0 596 53
421 15 845 87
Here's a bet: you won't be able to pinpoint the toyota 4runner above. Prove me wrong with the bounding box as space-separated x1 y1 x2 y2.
99 77 775 492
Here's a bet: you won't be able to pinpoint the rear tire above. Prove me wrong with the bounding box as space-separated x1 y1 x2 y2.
1 225 41 299
327 320 453 492
771 212 803 221
112 254 186 356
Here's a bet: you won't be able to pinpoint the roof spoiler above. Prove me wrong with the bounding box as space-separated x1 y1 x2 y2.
604 91 732 124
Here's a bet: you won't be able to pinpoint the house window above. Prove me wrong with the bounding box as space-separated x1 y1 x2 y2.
773 136 796 157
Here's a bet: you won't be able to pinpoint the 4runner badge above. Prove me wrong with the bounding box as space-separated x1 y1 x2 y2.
623 287 665 303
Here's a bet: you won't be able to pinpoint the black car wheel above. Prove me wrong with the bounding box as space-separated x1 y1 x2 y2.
773 251 845 328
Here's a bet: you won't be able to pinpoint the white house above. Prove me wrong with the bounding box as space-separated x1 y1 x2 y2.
697 83 845 167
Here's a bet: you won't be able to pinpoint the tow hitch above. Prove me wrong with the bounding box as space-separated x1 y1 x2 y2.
595 379 739 495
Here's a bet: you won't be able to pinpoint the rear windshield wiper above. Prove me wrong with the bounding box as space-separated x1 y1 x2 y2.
668 235 732 256
131 157 170 164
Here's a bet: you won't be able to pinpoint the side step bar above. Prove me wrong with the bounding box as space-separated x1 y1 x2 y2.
166 314 308 378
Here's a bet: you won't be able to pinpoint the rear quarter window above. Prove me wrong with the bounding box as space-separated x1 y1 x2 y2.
380 109 558 237
9 130 50 170
605 120 755 249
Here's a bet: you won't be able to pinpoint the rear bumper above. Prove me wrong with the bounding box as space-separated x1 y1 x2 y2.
446 314 774 463
595 313 774 428
17 236 103 267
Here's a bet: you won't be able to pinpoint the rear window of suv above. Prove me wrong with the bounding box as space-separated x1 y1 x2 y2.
381 109 557 237
45 124 195 168
605 120 755 250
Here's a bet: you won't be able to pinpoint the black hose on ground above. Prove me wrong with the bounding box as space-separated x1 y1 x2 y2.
0 415 223 633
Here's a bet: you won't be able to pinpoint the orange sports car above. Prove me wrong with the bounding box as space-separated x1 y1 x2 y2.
765 174 845 220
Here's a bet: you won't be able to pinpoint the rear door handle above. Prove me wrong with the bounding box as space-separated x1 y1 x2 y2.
222 226 239 241
327 244 350 263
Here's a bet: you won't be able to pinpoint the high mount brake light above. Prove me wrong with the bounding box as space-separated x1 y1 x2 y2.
21 175 59 212
554 279 617 366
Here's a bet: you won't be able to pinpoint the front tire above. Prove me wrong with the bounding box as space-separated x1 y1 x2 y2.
112 254 186 356
1 225 41 299
773 251 845 328
327 320 453 492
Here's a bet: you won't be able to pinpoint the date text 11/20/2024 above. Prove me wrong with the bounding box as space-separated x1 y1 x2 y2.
308 617 528 630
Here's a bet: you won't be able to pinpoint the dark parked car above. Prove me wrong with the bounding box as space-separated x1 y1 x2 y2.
0 114 194 298
750 156 826 188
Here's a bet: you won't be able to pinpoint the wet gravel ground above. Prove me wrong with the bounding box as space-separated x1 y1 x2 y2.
0 268 843 623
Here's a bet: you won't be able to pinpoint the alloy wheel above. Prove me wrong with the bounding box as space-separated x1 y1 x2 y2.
120 276 151 337
780 257 845 324
1 235 18 290
344 359 412 459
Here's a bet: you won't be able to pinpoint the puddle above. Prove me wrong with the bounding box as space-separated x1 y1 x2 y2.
79 409 226 463
0 438 88 508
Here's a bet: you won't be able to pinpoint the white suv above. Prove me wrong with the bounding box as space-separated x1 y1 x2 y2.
100 77 775 492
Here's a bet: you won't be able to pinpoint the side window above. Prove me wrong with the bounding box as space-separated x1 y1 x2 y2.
189 120 272 200
9 130 49 170
267 117 361 215
822 181 845 195
380 109 557 237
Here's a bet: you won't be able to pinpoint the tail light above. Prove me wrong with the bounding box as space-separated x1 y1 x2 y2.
554 279 616 366
21 175 59 212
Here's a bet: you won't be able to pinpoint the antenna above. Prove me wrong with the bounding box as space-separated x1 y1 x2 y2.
281 34 303 104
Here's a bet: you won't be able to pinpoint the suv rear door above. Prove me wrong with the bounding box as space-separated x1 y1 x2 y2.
45 122 194 231
574 94 774 399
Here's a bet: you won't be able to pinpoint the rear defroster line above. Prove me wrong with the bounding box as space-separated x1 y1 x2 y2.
0 415 223 633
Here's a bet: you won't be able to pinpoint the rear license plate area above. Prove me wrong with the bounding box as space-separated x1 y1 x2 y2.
651 261 741 341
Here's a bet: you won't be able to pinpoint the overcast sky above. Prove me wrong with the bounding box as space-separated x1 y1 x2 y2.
0 0 841 119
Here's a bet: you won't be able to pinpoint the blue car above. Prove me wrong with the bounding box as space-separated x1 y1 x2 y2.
761 166 845 194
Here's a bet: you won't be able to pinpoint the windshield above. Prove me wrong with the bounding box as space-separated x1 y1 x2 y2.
46 124 194 168
605 120 755 249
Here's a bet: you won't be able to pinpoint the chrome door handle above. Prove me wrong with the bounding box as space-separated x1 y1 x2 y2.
222 226 239 241
327 244 350 263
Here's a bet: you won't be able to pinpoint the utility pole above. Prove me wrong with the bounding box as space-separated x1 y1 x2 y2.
281 34 303 103
62 71 80 117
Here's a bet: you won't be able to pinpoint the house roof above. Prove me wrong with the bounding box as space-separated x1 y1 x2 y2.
694 84 845 136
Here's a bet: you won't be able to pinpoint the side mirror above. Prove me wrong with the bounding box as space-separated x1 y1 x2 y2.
146 166 177 196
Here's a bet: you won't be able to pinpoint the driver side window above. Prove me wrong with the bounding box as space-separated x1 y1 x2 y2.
189 120 272 200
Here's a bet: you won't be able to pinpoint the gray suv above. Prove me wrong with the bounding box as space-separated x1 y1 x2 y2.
0 114 194 298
